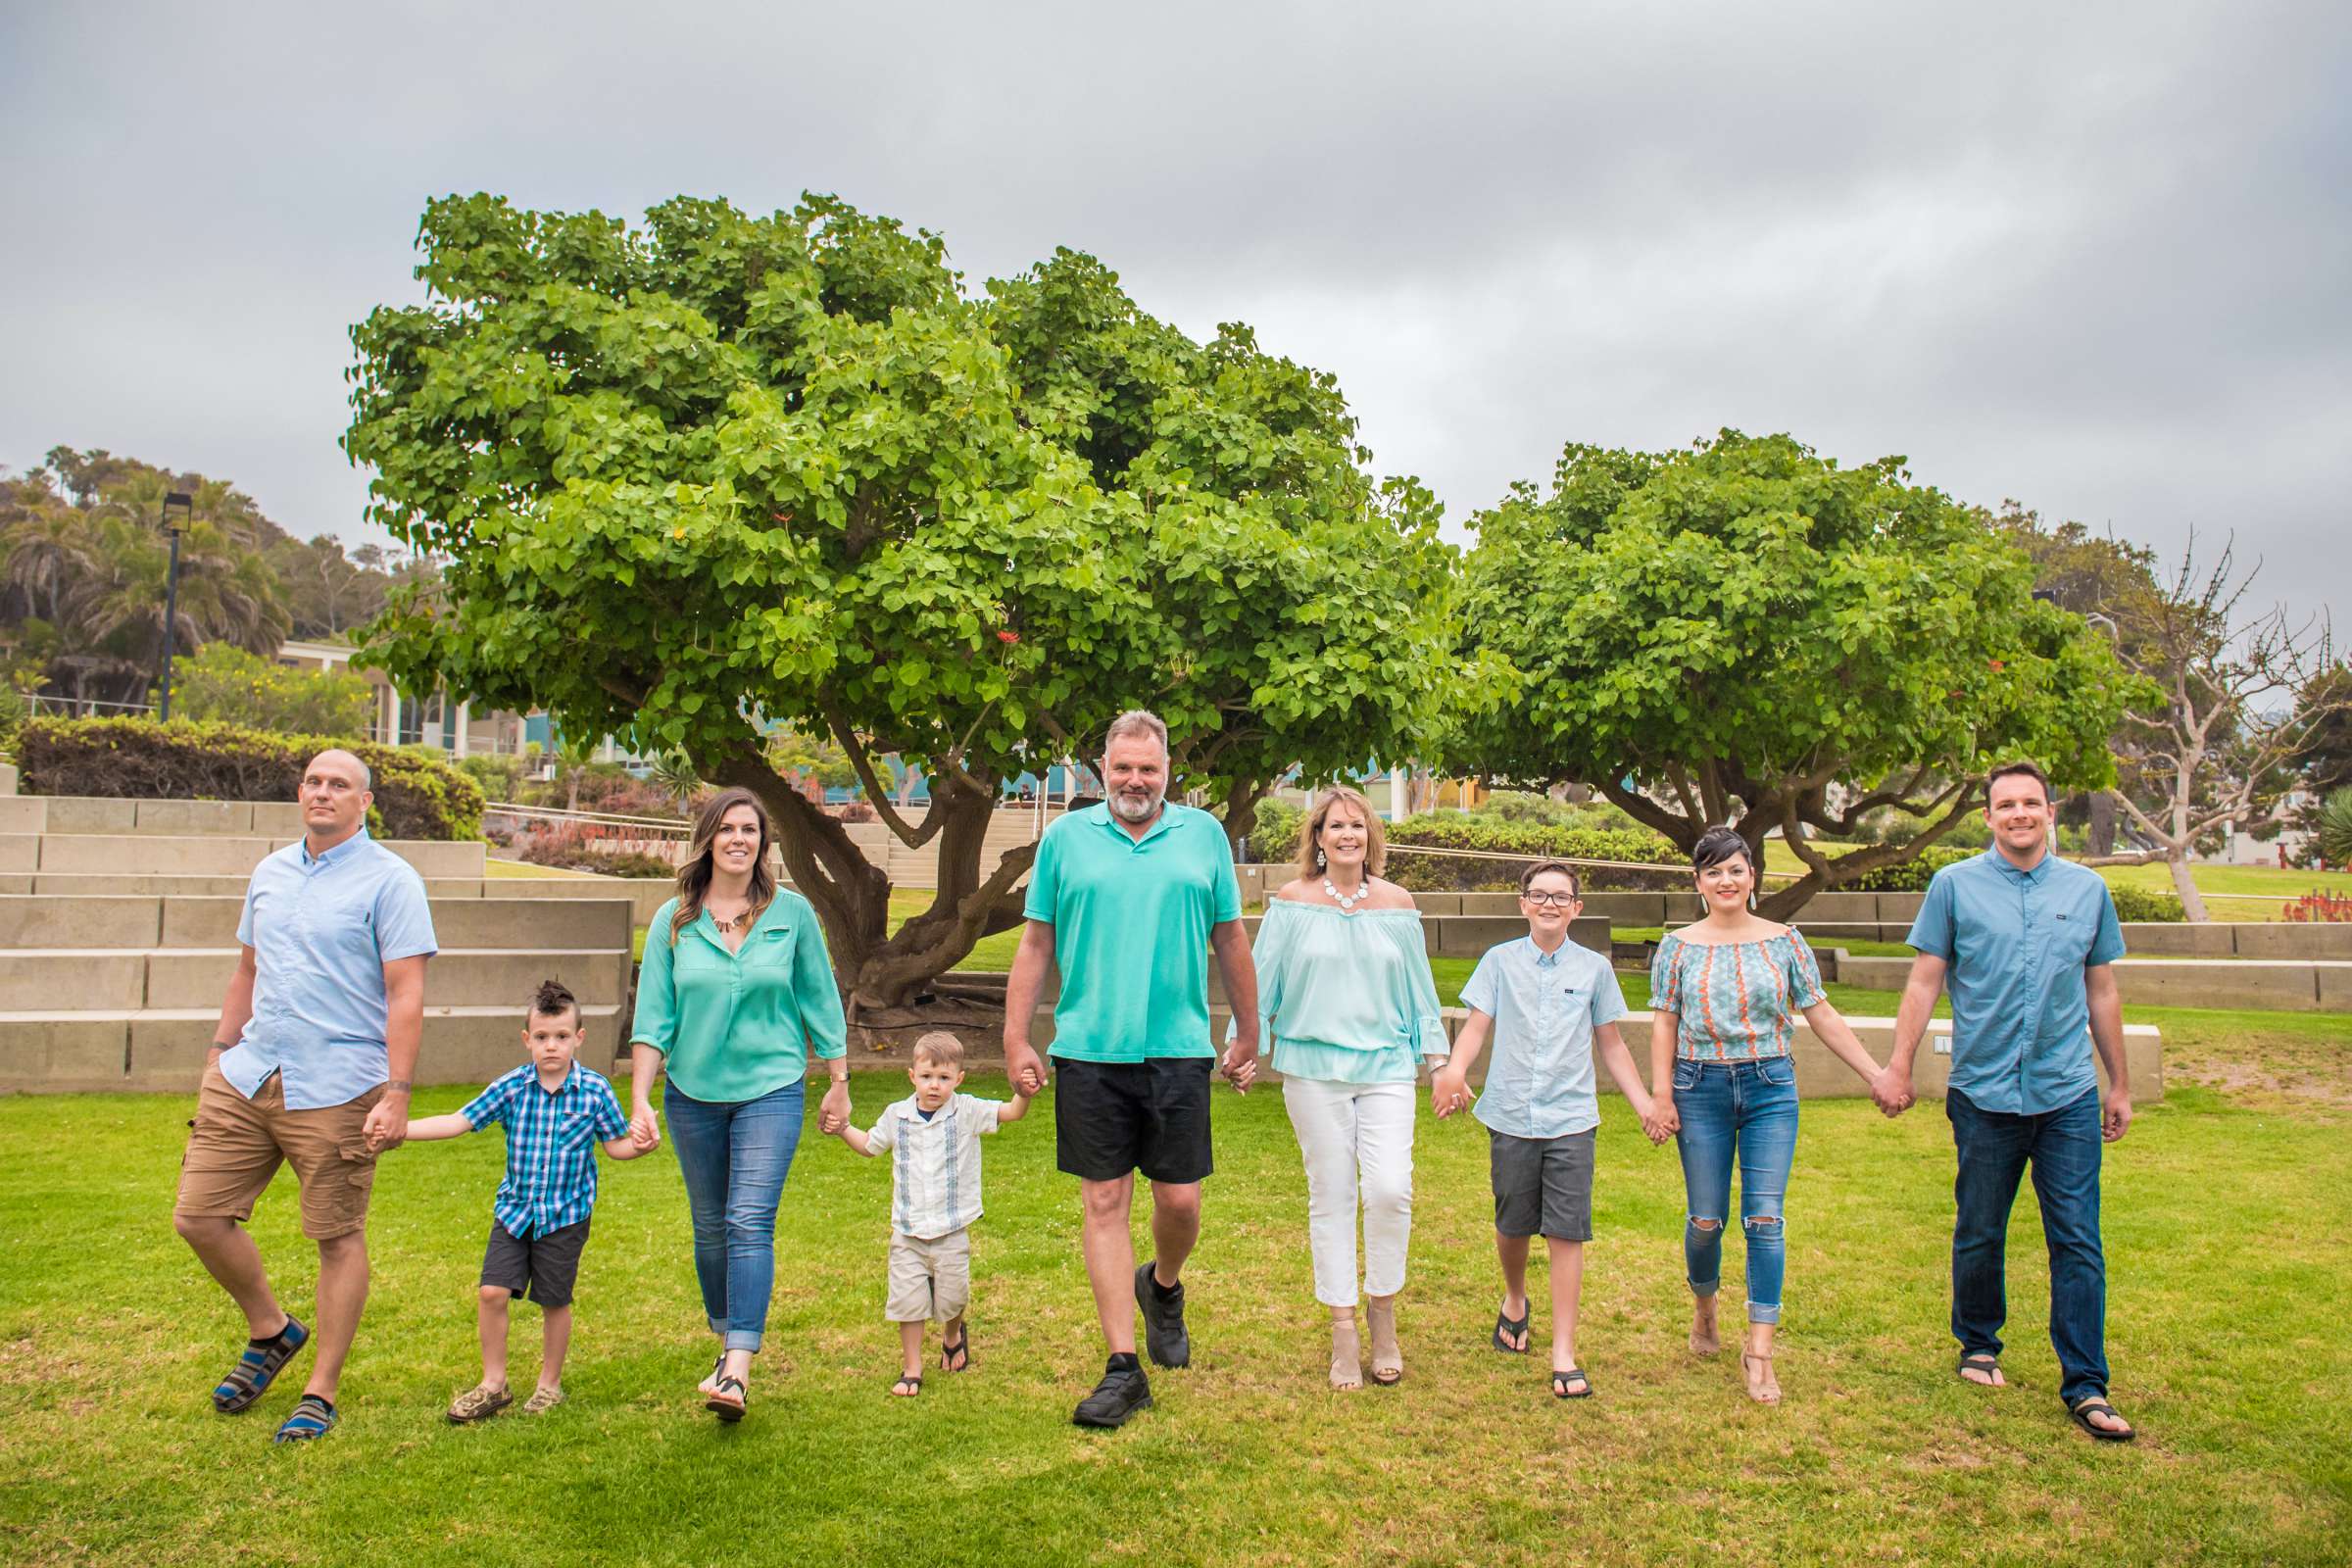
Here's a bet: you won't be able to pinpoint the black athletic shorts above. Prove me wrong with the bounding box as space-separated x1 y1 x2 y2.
480 1216 591 1308
1052 1055 1214 1184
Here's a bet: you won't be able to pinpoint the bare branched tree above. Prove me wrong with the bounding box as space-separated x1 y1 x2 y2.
2085 532 2346 919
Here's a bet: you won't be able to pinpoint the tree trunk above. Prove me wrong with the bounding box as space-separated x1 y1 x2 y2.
2166 850 2211 922
2086 791 2117 858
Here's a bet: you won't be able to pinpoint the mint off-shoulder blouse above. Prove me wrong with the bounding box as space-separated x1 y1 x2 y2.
1648 928 1828 1062
1228 900 1451 1085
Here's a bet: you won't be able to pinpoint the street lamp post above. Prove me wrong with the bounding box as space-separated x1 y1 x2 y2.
156 491 194 721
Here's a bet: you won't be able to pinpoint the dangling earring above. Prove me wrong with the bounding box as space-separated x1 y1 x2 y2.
1316 849 1327 870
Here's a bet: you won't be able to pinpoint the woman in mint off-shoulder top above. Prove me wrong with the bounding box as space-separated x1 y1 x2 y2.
1234 787 1448 1390
1643 826 1891 1406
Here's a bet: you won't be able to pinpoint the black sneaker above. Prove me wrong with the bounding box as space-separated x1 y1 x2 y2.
1071 1360 1152 1428
1136 1261 1191 1369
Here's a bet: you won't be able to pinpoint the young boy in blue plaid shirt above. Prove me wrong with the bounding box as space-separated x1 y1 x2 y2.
392 979 647 1421
828 1032 1032 1396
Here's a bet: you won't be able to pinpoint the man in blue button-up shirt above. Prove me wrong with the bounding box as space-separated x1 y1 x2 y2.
1887 760 2136 1442
172 750 437 1444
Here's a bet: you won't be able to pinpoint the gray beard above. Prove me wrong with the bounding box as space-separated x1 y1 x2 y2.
1109 790 1163 823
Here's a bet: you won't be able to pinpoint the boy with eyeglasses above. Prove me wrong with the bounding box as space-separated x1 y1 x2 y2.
1432 859 1656 1400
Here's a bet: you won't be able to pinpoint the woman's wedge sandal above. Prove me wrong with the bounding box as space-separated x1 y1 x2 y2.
1551 1366 1593 1399
2068 1396 2136 1442
1365 1296 1403 1387
213 1316 310 1414
1492 1307 1531 1355
705 1375 747 1422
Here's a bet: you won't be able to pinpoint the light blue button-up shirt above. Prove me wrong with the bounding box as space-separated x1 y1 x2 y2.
1462 935 1629 1139
1905 849 2126 1116
219 828 439 1110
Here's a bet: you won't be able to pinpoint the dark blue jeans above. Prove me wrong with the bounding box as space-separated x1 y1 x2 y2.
1672 1056 1800 1324
1946 1084 2108 1405
665 1080 806 1353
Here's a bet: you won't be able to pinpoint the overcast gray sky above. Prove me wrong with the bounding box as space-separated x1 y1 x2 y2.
5 1 2346 625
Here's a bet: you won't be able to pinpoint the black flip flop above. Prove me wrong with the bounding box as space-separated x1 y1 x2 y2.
891 1374 923 1397
2068 1396 2135 1443
941 1334 969 1373
706 1375 747 1422
1492 1308 1530 1354
1551 1366 1592 1399
1957 1351 2002 1385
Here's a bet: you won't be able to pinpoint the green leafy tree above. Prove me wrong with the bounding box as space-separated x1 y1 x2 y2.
345 194 1452 1021
1449 431 2139 919
170 642 373 736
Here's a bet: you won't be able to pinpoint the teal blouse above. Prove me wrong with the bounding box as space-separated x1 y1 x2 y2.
1233 899 1449 1085
629 891 848 1103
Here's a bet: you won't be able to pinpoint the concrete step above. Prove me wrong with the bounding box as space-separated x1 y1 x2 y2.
0 895 631 952
0 1004 626 1093
0 833 485 878
3 873 675 924
0 796 306 838
0 947 630 1010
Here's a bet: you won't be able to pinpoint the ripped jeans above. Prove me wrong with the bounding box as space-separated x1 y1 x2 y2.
1672 1055 1799 1324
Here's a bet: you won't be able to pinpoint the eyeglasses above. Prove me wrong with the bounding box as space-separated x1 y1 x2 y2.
1521 891 1579 907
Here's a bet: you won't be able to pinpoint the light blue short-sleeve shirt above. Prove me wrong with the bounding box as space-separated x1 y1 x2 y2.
1462 936 1628 1139
220 827 439 1110
1905 849 2125 1116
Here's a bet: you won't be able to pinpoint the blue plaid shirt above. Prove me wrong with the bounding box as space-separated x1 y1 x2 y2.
462 1063 629 1237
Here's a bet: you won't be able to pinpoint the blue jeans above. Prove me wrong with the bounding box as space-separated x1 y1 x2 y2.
1673 1055 1799 1324
665 1080 806 1352
1946 1084 2108 1405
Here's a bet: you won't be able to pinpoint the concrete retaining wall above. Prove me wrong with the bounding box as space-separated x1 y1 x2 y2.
0 796 306 838
1837 953 2348 1011
895 1005 2162 1103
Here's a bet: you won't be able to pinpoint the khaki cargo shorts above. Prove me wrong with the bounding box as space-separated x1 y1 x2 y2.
885 1229 971 1324
173 1060 383 1241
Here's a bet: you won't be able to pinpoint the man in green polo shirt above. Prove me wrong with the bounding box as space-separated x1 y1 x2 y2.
1004 708 1261 1429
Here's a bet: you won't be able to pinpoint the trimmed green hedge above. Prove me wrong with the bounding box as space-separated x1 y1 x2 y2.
1832 845 1977 892
19 716 485 842
1250 800 1682 891
2108 883 2186 922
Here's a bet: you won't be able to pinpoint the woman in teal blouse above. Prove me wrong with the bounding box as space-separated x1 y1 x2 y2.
629 787 849 1420
1241 786 1448 1389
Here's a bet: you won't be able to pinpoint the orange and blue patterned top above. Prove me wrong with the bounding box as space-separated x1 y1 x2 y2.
1648 929 1828 1061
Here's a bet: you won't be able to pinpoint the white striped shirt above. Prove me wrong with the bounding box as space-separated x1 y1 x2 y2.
865 1093 1004 1240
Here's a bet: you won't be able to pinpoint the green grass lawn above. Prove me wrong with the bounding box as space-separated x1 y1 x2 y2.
5 1026 2348 1565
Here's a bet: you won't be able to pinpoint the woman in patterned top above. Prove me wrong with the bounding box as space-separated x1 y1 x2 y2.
1642 826 1890 1404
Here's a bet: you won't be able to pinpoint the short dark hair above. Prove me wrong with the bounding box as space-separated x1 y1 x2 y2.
529 978 580 1026
1518 858 1581 899
1691 826 1756 878
1985 760 2052 806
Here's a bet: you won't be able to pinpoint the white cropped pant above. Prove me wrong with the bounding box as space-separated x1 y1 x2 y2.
1282 1076 1417 1307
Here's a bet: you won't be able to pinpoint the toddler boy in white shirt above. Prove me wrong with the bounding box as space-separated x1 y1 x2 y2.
831 1031 1032 1395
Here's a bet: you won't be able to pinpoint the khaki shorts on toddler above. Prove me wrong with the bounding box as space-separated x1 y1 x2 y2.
885 1229 972 1324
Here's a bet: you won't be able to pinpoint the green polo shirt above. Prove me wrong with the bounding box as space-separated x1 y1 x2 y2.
629 890 847 1103
1024 802 1243 1062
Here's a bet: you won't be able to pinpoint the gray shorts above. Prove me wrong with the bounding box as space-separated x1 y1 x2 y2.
1490 1127 1595 1242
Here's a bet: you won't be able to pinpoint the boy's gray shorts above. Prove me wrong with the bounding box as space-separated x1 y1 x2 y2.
1489 1127 1595 1242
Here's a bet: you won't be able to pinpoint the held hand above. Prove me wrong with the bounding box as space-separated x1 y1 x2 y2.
362 1097 406 1153
628 1105 661 1152
2102 1086 2132 1143
1004 1041 1045 1100
1431 1066 1470 1119
1868 1063 1915 1118
820 1077 852 1138
1219 1038 1257 1094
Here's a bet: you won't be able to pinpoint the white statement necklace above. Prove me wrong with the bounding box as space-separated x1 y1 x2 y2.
1323 875 1370 911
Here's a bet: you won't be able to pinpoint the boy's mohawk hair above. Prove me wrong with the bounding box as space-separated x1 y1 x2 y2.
531 978 579 1020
